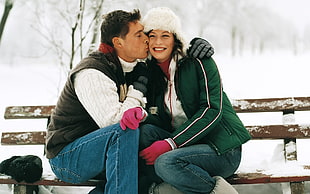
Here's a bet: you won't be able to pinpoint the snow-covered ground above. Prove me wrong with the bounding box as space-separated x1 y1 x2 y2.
0 52 310 193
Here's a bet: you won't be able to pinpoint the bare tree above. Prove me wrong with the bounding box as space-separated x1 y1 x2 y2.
0 0 13 44
33 0 105 71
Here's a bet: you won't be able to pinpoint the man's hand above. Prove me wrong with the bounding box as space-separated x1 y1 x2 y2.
188 37 214 59
139 140 172 165
120 107 146 130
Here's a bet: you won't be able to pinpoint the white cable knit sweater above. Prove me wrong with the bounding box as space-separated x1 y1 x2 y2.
74 58 144 128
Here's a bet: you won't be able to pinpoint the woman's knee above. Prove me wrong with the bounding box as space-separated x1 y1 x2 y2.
154 152 176 178
155 153 190 186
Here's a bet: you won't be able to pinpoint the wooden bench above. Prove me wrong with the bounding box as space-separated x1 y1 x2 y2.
1 96 310 194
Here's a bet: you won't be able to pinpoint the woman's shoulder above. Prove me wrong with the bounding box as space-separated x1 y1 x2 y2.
179 56 216 68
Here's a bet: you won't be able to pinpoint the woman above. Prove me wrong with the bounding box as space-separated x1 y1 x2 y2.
121 7 251 194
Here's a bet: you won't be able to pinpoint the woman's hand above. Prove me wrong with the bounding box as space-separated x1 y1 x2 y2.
139 140 172 165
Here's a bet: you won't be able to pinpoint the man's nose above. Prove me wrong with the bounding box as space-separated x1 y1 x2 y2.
143 34 149 44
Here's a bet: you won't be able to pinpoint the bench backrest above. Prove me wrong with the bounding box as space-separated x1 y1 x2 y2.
2 97 310 145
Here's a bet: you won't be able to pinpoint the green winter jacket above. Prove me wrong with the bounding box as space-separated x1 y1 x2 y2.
144 56 251 155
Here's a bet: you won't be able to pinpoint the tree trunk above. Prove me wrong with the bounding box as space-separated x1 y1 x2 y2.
88 18 100 54
231 25 237 56
0 0 13 44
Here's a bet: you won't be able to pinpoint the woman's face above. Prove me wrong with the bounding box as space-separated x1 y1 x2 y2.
148 30 174 63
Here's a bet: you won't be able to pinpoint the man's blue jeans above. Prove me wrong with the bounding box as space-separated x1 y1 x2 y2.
49 123 139 194
139 124 241 194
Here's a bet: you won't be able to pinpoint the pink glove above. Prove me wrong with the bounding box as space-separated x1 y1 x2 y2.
139 140 172 165
120 107 145 130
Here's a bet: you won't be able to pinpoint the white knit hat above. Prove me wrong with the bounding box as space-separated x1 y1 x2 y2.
142 7 188 53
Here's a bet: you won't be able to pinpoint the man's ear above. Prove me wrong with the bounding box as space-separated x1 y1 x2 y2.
112 37 123 48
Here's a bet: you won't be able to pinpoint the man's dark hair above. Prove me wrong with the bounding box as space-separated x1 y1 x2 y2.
100 9 141 46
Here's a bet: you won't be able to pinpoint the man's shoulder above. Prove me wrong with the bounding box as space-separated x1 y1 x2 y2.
75 52 114 71
84 51 108 64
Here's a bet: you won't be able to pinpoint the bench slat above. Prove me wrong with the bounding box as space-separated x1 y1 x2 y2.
247 124 310 139
232 96 310 112
1 132 46 145
4 97 310 119
1 173 309 186
4 105 55 119
0 177 103 186
2 124 310 145
227 173 310 184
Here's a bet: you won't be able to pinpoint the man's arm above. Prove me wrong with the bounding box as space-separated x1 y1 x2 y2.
74 69 144 128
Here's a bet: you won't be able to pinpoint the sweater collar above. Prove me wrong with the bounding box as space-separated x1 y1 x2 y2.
99 43 137 73
157 57 172 79
118 57 137 73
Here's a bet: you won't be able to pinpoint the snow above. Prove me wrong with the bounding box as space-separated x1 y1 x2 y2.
0 53 310 193
1 0 310 192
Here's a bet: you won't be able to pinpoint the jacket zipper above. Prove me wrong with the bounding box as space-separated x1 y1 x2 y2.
168 80 174 127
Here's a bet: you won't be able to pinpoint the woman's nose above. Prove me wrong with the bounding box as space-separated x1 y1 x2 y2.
154 37 162 44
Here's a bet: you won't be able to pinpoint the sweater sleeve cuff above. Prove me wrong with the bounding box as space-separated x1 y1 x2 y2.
165 138 178 150
140 108 148 122
127 85 146 107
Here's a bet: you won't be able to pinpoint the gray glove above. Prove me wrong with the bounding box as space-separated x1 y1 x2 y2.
133 76 148 95
131 62 149 96
188 37 214 59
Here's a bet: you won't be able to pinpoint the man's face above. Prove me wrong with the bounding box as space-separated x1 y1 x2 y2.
117 22 149 62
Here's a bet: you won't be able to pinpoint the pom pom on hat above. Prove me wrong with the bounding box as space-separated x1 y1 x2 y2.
142 7 188 52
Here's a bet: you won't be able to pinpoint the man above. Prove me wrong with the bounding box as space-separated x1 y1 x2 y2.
45 9 213 194
46 9 148 194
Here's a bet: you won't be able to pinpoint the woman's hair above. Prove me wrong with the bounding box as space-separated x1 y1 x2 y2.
172 34 185 59
100 9 141 46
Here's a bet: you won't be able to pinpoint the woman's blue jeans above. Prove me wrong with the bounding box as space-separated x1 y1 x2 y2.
49 123 139 194
155 145 241 194
139 124 241 194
